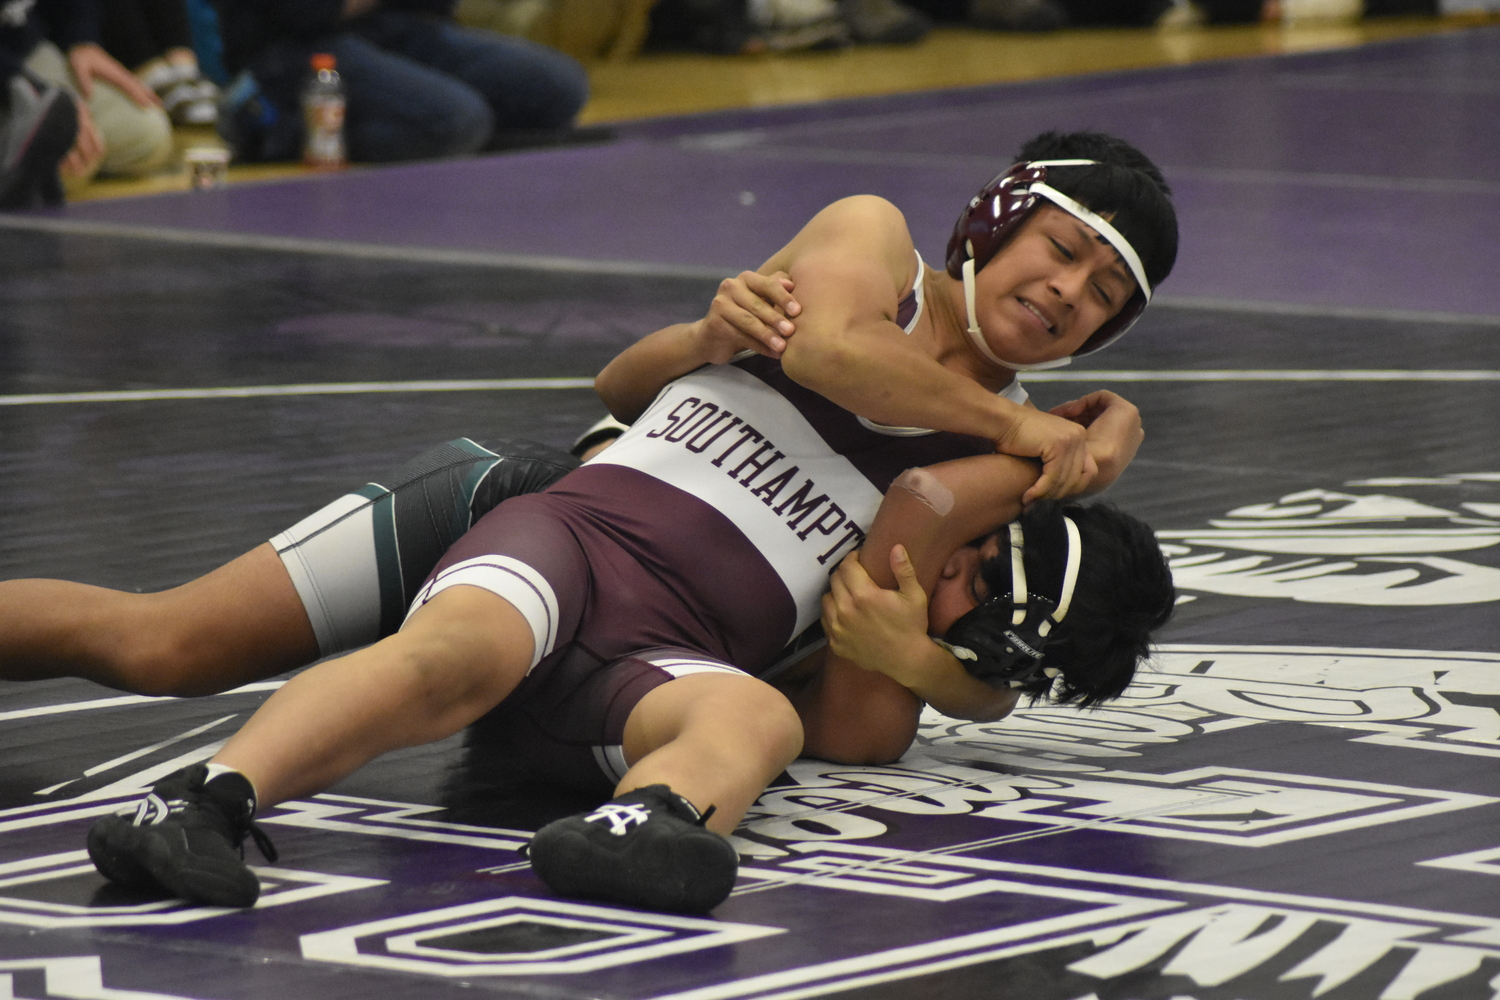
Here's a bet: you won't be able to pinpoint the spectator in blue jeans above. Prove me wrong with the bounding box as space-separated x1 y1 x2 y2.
216 0 591 163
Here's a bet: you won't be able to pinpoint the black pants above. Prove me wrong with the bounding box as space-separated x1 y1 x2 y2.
100 0 195 71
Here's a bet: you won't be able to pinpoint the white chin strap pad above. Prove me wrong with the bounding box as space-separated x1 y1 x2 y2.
962 258 1073 373
1037 516 1083 638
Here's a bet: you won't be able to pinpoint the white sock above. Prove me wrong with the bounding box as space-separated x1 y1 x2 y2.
203 763 258 809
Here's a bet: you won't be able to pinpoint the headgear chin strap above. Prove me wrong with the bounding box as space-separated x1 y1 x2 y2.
947 160 1153 370
935 516 1083 691
961 258 1072 372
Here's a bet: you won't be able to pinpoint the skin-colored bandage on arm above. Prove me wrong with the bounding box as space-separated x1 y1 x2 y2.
894 468 954 517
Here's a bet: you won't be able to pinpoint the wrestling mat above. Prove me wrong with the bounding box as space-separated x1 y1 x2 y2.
2 23 1499 1000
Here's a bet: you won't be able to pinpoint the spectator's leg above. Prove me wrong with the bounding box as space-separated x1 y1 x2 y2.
25 41 173 181
0 68 77 208
363 13 589 134
323 33 493 162
85 79 174 176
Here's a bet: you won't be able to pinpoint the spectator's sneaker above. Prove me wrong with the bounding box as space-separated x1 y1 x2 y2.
748 0 853 49
528 785 738 913
142 61 220 127
0 71 77 210
88 764 277 908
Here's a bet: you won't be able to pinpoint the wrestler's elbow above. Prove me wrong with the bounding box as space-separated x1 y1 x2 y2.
803 728 915 766
778 326 855 392
592 370 637 423
853 720 919 765
802 690 921 765
943 687 1019 724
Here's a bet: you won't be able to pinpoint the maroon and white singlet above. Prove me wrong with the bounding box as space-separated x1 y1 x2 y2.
408 257 1028 792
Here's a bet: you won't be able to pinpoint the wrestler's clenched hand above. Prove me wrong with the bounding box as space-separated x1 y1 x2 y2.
995 407 1096 506
692 270 800 364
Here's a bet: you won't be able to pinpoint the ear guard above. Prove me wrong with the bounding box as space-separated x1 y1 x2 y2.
935 517 1082 691
945 160 1152 370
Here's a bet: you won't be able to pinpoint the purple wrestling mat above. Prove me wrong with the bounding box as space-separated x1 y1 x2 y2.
2 24 1500 1000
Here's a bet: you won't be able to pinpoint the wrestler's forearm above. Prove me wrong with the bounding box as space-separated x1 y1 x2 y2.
596 271 803 423
595 322 707 423
780 323 1022 443
863 455 1037 591
869 639 1019 722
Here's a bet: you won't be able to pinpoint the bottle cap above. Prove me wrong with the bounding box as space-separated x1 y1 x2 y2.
311 53 337 71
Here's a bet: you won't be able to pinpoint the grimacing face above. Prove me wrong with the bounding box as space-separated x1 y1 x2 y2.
969 205 1136 367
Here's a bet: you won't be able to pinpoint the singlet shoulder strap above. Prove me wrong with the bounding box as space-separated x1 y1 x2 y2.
895 250 926 333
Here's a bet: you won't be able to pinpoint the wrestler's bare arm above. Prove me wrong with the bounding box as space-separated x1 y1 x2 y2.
763 198 1026 440
786 453 1039 762
596 271 799 423
601 198 1032 443
764 197 1102 502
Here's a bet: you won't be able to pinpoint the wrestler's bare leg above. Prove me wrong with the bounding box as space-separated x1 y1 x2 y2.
0 543 319 696
619 673 804 835
211 585 534 807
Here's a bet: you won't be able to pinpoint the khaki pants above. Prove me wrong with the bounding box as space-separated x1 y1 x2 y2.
25 41 174 184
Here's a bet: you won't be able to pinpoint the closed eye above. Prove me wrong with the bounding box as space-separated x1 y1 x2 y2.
971 571 990 604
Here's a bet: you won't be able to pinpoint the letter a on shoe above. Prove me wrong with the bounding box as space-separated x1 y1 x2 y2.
88 764 277 908
528 784 738 913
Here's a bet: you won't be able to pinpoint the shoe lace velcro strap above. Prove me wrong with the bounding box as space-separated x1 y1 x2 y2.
696 805 717 828
245 821 279 864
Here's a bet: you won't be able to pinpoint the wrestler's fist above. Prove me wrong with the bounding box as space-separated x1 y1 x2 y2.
694 270 800 363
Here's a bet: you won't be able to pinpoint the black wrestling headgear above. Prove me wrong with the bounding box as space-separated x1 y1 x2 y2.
935 515 1083 691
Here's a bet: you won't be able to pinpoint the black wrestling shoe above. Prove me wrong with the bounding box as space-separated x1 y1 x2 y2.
528 784 738 914
88 764 277 908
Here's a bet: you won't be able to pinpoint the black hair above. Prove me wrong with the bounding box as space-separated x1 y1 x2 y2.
1016 130 1179 292
971 499 1175 707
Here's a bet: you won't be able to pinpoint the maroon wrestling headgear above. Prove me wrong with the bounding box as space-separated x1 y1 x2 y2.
945 160 1152 370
